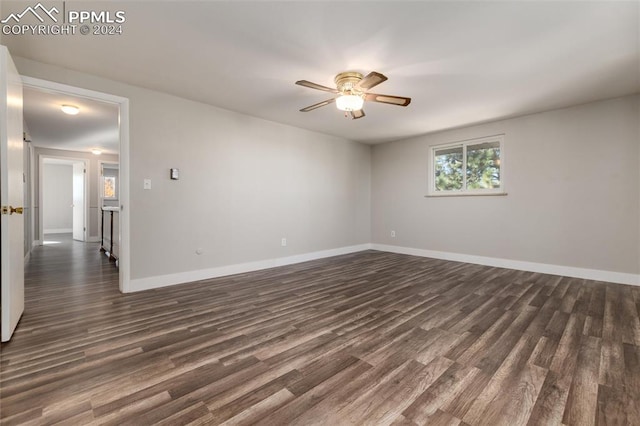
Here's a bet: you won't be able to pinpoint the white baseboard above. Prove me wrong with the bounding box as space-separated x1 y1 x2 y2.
129 243 373 293
33 240 42 246
128 242 639 293
372 244 640 286
86 236 100 243
44 228 72 234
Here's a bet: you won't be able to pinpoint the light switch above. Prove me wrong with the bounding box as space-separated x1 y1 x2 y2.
143 179 152 190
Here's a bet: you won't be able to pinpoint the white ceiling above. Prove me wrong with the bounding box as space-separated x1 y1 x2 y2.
5 1 639 144
23 87 119 154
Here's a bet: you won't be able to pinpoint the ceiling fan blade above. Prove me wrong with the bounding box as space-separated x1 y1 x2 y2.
350 109 365 119
365 93 411 106
295 80 339 93
356 72 388 90
300 97 336 112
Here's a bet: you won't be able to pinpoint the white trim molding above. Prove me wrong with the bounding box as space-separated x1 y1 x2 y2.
372 244 640 286
43 228 72 234
128 244 373 293
129 242 639 293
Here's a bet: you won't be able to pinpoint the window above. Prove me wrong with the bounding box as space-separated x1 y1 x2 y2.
429 135 504 196
103 176 116 199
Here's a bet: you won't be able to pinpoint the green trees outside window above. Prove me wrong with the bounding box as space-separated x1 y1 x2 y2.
432 137 503 194
435 146 463 191
466 141 501 189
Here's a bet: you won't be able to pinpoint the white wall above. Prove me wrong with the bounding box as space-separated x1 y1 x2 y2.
15 57 372 288
16 56 637 288
42 164 72 233
372 95 640 278
130 96 371 282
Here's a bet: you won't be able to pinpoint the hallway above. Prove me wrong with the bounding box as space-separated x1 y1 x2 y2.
0 234 120 423
20 233 119 329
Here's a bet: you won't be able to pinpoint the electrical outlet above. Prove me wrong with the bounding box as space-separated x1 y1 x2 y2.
281 238 287 247
391 230 396 238
143 179 152 190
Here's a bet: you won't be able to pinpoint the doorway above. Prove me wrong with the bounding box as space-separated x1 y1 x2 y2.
22 77 131 292
39 157 87 243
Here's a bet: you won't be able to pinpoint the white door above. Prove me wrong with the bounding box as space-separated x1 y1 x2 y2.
1 46 25 342
72 162 85 241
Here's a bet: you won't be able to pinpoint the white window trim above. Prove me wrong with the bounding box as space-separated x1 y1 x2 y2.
427 134 506 197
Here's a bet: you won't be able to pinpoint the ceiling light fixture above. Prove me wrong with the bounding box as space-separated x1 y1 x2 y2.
61 104 80 115
91 149 102 155
335 94 364 112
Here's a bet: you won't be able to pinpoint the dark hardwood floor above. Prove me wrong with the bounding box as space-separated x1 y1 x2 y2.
1 235 639 425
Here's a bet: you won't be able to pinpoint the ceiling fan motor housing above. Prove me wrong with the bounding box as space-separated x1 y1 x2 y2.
334 72 363 94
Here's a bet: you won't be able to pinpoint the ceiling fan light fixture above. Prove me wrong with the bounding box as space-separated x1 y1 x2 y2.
296 71 410 117
335 94 364 112
61 104 80 115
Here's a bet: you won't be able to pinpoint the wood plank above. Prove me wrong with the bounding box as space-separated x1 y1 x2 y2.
1 235 635 425
253 360 373 425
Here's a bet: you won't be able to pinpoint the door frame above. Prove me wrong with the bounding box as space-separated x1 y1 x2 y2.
23 139 34 263
38 156 88 241
22 76 131 293
71 161 86 241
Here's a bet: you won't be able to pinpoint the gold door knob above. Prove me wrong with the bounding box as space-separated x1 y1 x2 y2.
10 206 23 215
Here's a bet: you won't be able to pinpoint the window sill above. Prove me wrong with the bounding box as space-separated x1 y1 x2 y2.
425 192 508 198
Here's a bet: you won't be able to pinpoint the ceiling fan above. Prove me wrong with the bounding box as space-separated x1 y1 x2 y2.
295 71 411 120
